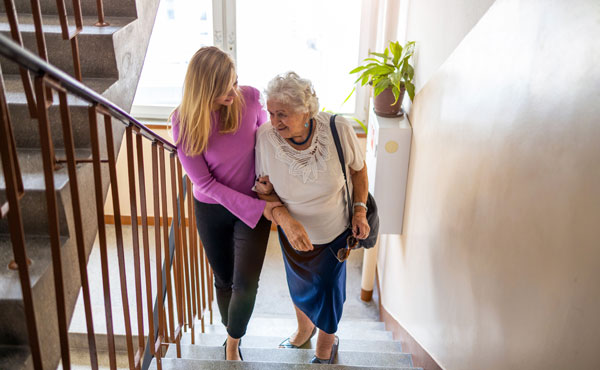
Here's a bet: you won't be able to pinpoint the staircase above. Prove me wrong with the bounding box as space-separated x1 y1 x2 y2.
0 0 159 369
154 316 421 370
63 228 422 370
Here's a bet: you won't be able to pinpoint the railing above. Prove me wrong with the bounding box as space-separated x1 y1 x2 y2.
0 14 212 370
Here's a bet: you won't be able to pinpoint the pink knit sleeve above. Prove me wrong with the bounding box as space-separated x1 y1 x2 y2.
172 113 266 228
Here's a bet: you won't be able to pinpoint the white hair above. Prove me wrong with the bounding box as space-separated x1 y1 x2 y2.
264 72 319 117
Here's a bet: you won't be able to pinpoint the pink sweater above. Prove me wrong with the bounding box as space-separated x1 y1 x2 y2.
172 86 267 228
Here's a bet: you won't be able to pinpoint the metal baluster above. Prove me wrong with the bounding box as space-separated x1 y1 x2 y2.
57 88 98 370
88 104 117 370
34 75 70 370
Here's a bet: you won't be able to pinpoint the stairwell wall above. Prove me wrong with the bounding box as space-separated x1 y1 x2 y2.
377 0 600 369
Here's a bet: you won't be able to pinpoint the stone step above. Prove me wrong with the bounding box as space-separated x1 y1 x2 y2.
182 333 403 354
2 73 116 149
0 236 59 345
152 358 421 370
0 14 136 79
0 0 136 23
0 148 92 237
165 344 414 368
0 344 32 370
202 323 393 341
223 316 386 332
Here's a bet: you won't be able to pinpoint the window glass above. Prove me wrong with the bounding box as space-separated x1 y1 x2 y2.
236 0 362 114
133 0 213 108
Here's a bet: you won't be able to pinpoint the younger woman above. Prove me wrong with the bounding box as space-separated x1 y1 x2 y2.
171 46 280 361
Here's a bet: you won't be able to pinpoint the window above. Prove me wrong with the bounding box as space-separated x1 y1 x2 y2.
131 0 213 118
236 0 363 115
132 0 369 121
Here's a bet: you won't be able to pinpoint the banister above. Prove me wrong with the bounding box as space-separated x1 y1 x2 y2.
0 33 177 153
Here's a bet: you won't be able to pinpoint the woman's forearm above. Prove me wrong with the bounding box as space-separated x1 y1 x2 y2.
350 162 368 213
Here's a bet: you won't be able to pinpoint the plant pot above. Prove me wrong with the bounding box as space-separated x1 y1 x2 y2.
373 86 405 117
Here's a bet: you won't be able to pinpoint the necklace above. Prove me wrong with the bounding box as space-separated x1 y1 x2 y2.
289 119 313 146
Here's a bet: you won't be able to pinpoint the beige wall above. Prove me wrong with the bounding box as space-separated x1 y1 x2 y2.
378 0 600 369
403 0 495 92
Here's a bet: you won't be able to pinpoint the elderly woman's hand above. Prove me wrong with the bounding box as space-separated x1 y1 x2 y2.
254 176 274 195
276 211 314 251
352 210 370 240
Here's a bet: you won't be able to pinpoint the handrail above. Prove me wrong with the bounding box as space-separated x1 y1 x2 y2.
0 27 215 370
0 33 177 152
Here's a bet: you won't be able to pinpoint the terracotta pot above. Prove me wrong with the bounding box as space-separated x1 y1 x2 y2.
373 86 405 117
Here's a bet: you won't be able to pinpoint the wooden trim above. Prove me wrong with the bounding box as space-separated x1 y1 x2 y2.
377 271 443 370
104 215 190 227
145 123 170 130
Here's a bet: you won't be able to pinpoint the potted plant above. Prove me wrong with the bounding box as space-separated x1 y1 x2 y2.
347 40 415 117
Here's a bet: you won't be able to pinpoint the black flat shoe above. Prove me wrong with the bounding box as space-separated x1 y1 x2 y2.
223 338 243 361
278 326 317 349
309 335 339 364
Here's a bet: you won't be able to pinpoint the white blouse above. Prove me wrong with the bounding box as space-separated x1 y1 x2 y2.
255 112 365 244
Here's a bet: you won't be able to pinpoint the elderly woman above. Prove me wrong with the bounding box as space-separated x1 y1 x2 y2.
254 72 370 364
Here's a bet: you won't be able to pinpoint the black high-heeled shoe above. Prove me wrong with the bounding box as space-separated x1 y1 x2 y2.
223 338 243 361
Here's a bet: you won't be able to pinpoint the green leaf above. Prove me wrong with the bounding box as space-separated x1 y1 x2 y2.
391 41 403 66
374 78 390 90
343 87 356 104
401 64 414 82
370 52 389 60
369 65 394 76
392 86 400 102
361 74 370 86
374 84 388 97
405 81 415 101
402 41 415 58
351 117 368 134
349 65 368 74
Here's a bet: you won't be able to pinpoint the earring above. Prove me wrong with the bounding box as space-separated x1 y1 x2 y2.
304 122 309 128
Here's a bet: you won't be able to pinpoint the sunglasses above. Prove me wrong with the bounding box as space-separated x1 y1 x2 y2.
335 235 359 262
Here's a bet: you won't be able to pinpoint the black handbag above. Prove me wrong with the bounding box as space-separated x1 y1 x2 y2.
329 114 379 249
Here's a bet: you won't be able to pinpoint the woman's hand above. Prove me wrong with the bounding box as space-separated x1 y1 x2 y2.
276 210 314 251
263 201 283 222
254 176 274 195
352 210 370 240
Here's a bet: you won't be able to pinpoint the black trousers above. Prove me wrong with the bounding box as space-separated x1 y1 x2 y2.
194 199 270 338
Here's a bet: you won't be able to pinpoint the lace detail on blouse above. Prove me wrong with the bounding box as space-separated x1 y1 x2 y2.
267 120 331 183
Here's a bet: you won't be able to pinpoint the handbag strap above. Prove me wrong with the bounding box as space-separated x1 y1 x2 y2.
329 114 354 224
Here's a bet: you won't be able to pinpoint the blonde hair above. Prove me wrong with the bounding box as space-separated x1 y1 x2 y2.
264 71 319 117
174 46 244 156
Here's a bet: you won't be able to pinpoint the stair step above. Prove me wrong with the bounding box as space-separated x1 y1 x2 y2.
0 0 136 17
152 358 421 370
2 74 116 149
203 323 393 341
230 317 385 331
0 345 32 370
165 344 413 368
182 333 403 354
0 14 136 79
0 148 92 237
0 236 59 345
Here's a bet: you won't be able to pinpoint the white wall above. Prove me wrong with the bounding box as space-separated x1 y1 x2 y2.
378 0 600 369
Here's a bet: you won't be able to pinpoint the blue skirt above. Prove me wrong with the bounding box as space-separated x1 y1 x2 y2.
277 227 350 334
